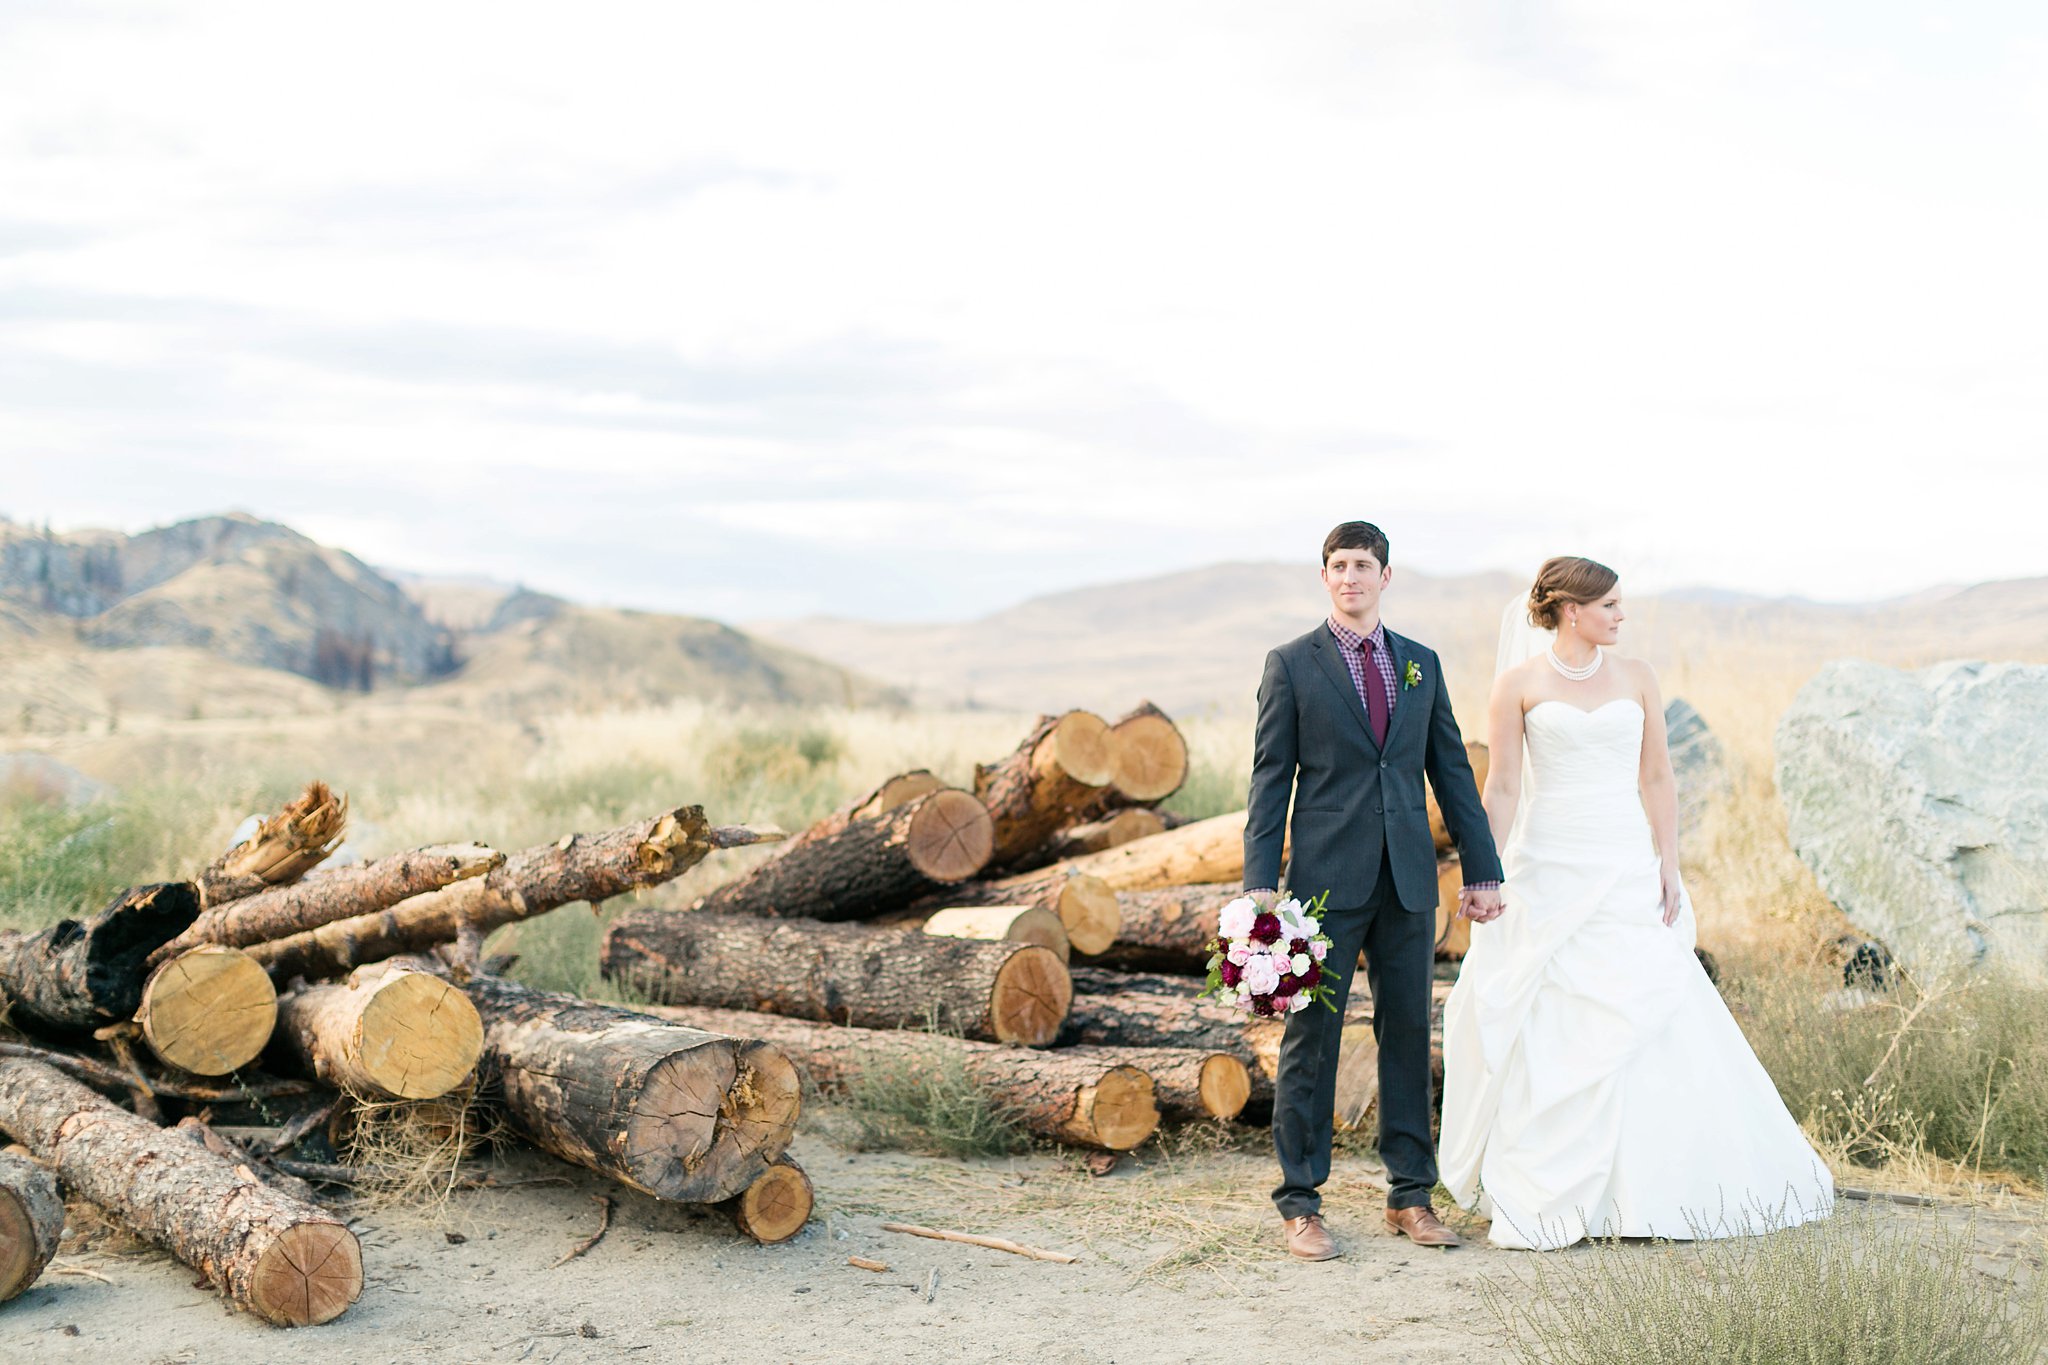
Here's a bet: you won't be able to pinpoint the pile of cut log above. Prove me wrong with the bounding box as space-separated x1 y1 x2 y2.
0 784 811 1326
598 705 1483 1158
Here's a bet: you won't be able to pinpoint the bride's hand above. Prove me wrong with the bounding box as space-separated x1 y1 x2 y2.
1659 865 1683 927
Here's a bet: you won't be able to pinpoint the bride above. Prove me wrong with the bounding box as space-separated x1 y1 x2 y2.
1438 556 1833 1250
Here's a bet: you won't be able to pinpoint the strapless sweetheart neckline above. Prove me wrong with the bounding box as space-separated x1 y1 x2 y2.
1526 697 1644 720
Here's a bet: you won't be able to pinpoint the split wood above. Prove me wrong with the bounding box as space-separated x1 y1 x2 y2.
551 1194 613 1268
847 1256 889 1272
880 1222 1077 1264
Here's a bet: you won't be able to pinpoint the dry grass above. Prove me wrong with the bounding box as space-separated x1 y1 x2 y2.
1484 1205 2048 1365
333 1083 504 1218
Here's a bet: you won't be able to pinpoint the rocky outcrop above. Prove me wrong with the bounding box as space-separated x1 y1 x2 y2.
1776 660 2048 980
0 514 454 687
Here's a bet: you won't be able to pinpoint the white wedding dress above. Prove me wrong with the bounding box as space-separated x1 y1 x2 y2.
1439 698 1834 1250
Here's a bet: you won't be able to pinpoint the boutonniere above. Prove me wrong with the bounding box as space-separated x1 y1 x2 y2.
1403 660 1422 691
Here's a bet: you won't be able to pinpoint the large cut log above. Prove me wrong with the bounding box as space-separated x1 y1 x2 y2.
271 960 484 1100
718 1156 812 1244
689 782 993 923
604 911 1071 1047
1102 701 1189 803
0 882 200 1035
920 905 1070 963
1055 811 1247 894
1428 741 1489 854
973 711 1115 870
195 781 348 908
1062 990 1280 1112
1105 1045 1249 1122
642 1005 1160 1151
0 1146 63 1303
905 869 1119 956
247 808 779 981
0 1057 361 1325
1042 809 1167 862
462 973 801 1204
1086 881 1235 973
153 843 503 969
136 944 279 1076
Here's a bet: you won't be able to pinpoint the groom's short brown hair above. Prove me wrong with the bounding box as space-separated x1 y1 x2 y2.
1322 521 1390 569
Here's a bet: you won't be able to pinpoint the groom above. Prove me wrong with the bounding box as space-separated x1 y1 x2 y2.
1245 521 1503 1259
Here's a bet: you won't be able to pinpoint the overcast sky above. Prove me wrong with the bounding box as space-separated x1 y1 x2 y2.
2 1 2044 622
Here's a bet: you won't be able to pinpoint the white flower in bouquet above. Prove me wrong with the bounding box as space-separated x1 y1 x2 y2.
1291 952 1312 975
1242 953 1282 996
1298 915 1320 938
1287 993 1312 1013
1218 897 1258 941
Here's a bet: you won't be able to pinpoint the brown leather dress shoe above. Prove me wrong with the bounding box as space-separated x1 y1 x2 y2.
1385 1205 1464 1247
1281 1213 1340 1261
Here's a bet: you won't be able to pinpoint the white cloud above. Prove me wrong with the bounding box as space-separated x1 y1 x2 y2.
1 0 2044 620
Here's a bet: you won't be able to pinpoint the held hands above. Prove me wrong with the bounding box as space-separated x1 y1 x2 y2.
1660 864 1683 927
1459 885 1505 923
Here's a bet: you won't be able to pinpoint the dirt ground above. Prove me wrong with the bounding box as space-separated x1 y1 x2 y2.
5 1130 2042 1365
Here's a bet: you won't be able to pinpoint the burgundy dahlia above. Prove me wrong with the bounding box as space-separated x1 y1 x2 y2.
1251 912 1283 943
1252 996 1277 1017
1219 960 1243 988
1290 937 1309 955
1300 963 1322 990
1272 974 1299 998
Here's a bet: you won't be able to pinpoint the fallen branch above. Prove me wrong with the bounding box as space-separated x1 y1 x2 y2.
848 1256 889 1272
550 1193 613 1268
880 1222 1078 1264
0 1042 313 1104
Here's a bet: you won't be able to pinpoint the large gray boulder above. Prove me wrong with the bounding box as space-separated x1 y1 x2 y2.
1664 697 1728 840
1776 660 2048 980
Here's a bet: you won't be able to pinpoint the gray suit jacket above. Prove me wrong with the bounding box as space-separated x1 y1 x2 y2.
1243 621 1503 912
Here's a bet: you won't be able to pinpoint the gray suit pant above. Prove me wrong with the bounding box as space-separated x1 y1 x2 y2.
1271 851 1438 1217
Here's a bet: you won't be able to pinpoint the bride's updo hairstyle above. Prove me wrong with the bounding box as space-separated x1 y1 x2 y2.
1528 556 1619 630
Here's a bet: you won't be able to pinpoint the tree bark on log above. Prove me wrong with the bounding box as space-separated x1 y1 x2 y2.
718 1156 812 1244
136 944 279 1076
0 1146 63 1303
639 1005 1160 1151
603 911 1071 1047
1041 809 1166 862
195 781 347 908
0 882 200 1035
460 974 801 1204
246 809 778 981
0 1057 361 1325
906 869 1119 956
919 905 1070 963
1082 882 1235 973
689 783 993 923
973 711 1115 870
271 960 484 1100
1061 991 1277 1112
153 843 503 968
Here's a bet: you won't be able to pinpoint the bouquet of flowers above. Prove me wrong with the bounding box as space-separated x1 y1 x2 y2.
1201 892 1339 1017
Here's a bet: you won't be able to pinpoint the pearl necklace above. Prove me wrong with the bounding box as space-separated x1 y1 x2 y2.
1546 646 1603 681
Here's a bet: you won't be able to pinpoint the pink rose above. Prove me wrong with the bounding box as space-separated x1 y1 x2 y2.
1310 940 1328 962
1226 941 1253 967
1241 953 1281 996
1218 897 1258 941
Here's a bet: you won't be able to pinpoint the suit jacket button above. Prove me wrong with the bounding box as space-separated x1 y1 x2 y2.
1379 761 1388 769
1374 804 1383 813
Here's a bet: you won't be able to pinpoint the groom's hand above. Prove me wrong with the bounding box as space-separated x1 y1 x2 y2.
1459 885 1505 923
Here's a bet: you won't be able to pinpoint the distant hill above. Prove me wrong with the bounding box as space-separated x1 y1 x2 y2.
0 513 895 732
752 563 2048 716
0 513 453 686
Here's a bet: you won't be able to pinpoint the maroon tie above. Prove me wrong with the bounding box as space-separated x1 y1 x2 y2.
1361 639 1389 747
